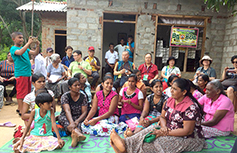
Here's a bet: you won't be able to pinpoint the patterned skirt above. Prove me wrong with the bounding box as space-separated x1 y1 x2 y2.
202 126 231 138
81 115 127 137
125 124 206 153
14 135 59 152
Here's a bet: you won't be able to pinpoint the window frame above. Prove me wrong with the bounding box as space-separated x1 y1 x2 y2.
153 14 209 72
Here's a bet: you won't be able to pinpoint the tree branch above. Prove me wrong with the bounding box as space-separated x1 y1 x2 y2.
0 15 11 37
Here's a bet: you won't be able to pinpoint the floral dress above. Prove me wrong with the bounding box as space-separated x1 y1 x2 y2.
123 96 206 153
137 93 169 129
81 90 127 136
58 91 87 133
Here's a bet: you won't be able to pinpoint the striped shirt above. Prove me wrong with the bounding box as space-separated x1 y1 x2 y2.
0 60 14 78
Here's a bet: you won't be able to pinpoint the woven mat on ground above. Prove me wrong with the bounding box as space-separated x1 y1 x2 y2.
0 134 236 153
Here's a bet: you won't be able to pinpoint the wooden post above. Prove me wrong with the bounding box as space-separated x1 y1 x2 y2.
201 18 208 58
183 48 188 72
169 47 172 57
101 13 104 77
183 26 192 72
153 15 158 64
133 14 138 63
169 25 174 57
31 0 34 36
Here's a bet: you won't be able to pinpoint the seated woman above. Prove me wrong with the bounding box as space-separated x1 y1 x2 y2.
95 72 116 92
0 52 16 104
197 74 209 93
199 80 234 138
58 78 87 147
161 56 181 89
188 80 204 100
122 69 146 98
81 76 127 137
163 74 179 97
125 79 169 137
46 53 66 103
110 78 205 153
22 73 55 122
221 55 237 108
74 73 92 105
119 74 144 122
193 55 216 83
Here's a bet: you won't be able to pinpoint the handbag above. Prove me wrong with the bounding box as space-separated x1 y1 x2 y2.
143 127 160 143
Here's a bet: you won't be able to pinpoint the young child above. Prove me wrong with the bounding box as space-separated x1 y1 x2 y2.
163 74 179 97
10 32 40 115
188 80 204 100
13 92 65 152
114 38 126 61
21 73 55 124
126 35 134 62
61 46 74 67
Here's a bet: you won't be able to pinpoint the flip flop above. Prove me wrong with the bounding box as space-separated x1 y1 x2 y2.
0 121 16 127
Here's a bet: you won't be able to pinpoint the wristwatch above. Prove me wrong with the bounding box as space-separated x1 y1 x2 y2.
83 68 85 70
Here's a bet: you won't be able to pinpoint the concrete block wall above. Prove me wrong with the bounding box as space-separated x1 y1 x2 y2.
206 16 227 78
221 13 237 74
41 12 66 57
135 14 155 66
67 0 228 78
67 8 102 59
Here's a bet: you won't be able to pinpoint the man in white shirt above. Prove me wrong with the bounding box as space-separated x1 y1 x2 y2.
105 43 119 75
34 48 47 77
114 38 126 61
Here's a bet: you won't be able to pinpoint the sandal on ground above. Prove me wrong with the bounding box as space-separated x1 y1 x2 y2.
4 101 11 106
0 121 16 127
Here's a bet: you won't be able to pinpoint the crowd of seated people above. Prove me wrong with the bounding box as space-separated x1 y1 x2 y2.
4 32 237 152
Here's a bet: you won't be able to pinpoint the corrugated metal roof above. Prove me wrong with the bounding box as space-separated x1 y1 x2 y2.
16 1 67 12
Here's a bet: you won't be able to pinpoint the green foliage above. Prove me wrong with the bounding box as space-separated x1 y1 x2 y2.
0 45 10 61
0 0 66 49
205 0 237 12
0 0 41 47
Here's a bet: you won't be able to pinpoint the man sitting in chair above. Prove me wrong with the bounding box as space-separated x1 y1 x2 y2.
113 51 135 90
83 46 100 90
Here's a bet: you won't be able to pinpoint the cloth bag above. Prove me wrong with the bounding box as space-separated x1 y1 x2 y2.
143 127 160 143
125 117 139 131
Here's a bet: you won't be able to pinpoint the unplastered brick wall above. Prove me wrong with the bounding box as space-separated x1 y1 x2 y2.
41 12 66 57
67 0 228 78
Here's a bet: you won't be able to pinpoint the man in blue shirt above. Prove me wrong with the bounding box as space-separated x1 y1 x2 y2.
61 46 74 67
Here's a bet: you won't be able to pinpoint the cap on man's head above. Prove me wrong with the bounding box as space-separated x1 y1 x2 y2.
88 46 95 51
46 47 53 52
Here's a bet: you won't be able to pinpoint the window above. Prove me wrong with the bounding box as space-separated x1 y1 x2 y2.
153 15 208 72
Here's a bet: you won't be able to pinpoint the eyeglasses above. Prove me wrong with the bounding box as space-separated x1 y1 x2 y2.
233 61 237 64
